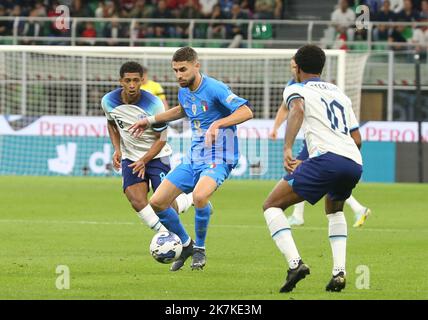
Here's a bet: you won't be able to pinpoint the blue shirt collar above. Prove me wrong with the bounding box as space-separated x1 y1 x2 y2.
189 73 205 93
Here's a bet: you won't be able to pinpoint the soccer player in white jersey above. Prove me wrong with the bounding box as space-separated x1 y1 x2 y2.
269 59 371 228
101 62 192 233
263 45 363 293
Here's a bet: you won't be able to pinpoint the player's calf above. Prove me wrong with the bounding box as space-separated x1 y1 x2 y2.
137 204 167 232
175 192 193 214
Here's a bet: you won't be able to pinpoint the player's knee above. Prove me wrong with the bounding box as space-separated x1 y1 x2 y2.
192 191 209 207
131 198 148 212
263 199 288 212
149 198 167 213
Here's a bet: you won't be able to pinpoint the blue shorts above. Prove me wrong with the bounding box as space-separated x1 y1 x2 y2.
284 152 362 205
122 157 171 192
165 162 233 194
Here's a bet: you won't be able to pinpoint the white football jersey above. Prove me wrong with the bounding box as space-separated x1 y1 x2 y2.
101 88 172 162
283 78 362 165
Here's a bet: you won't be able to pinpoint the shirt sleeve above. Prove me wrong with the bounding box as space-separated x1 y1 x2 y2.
101 96 114 121
216 82 248 113
151 96 168 132
349 107 359 132
283 84 305 110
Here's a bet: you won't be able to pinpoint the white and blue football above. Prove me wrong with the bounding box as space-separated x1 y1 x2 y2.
149 231 183 264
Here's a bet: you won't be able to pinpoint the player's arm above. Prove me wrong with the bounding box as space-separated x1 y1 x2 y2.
214 104 253 128
348 103 362 150
351 129 362 150
284 98 305 173
205 104 253 145
129 105 186 137
127 130 167 178
269 101 289 140
107 120 122 169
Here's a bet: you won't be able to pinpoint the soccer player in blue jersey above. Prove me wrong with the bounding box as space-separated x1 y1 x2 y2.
102 62 192 233
263 45 363 293
130 47 254 271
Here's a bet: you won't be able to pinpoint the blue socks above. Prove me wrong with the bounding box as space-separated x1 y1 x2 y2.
156 207 190 245
156 203 212 248
194 204 212 248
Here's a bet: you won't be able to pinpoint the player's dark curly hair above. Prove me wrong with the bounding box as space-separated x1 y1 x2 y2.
120 61 144 78
294 45 326 74
172 47 198 62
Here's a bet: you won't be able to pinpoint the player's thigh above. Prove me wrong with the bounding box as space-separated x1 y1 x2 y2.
324 155 362 214
192 176 218 206
193 164 231 205
124 182 149 211
150 178 184 212
263 179 304 211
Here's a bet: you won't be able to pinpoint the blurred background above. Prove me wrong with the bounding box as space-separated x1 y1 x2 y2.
0 0 427 182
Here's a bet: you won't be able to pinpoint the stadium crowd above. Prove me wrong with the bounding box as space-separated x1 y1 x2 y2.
331 0 428 52
0 0 282 43
0 0 426 51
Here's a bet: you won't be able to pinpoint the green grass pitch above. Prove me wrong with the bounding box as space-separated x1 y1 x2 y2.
0 176 427 300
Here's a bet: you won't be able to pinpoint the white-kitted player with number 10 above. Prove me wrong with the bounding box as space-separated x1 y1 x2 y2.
262 45 363 294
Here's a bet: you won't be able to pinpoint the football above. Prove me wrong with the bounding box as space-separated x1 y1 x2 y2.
149 231 183 264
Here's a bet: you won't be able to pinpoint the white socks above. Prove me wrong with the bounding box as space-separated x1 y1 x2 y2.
327 211 347 276
291 201 305 221
135 193 193 233
346 195 365 214
176 192 193 214
264 207 301 269
137 205 167 232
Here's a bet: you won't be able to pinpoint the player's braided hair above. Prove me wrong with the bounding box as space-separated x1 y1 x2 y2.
172 47 198 62
294 45 326 75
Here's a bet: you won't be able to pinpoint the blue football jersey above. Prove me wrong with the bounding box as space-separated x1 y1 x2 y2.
177 74 248 167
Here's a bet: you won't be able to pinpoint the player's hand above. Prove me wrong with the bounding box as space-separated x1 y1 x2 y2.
112 150 122 170
268 130 278 140
129 118 149 138
284 148 297 173
289 159 302 172
205 122 220 146
128 159 146 178
293 159 303 169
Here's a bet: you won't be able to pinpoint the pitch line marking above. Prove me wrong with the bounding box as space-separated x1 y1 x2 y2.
0 219 427 233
